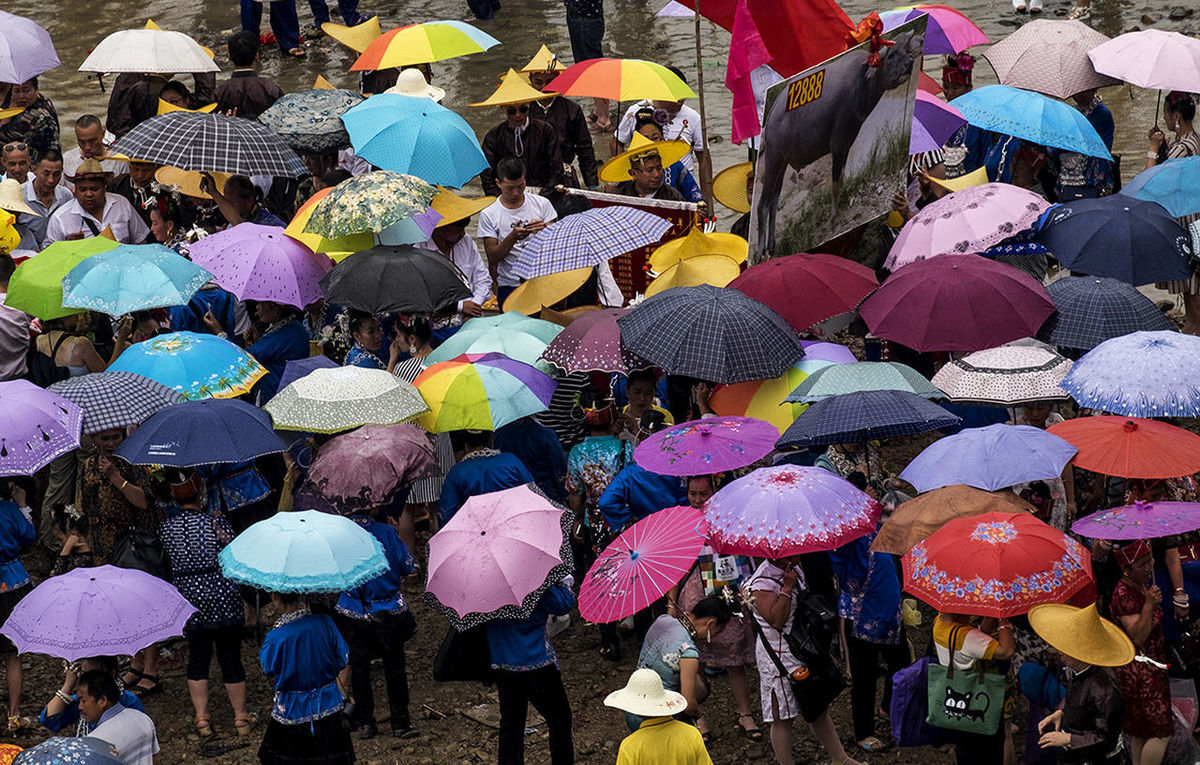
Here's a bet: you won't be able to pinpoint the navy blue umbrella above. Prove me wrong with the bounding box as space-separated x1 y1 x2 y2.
1035 197 1193 286
114 398 289 467
776 390 961 450
1038 275 1176 351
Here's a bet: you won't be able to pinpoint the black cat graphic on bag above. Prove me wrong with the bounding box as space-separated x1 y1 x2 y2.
941 686 990 723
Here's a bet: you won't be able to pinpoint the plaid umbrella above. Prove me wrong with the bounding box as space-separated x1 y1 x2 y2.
48 371 181 435
258 89 363 154
777 390 961 449
112 112 308 177
303 171 437 239
617 284 804 384
508 207 673 281
931 345 1072 405
1038 276 1176 351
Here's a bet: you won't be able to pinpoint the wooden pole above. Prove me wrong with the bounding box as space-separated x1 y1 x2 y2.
694 0 714 214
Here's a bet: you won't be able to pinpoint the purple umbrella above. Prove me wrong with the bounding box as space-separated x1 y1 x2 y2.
277 354 339 394
911 90 967 154
800 340 858 365
0 11 61 84
301 424 437 514
899 424 1078 493
1073 501 1200 540
1 565 195 661
634 416 780 476
0 380 82 477
188 223 333 309
540 308 647 374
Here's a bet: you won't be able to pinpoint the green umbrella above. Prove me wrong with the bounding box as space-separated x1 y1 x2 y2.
7 238 119 319
785 361 942 403
426 312 564 367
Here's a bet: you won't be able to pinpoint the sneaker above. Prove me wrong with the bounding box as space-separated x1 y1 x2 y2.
1012 0 1028 12
392 725 419 739
1029 0 1043 13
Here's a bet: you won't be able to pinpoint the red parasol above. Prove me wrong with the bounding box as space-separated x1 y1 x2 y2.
1047 416 1200 479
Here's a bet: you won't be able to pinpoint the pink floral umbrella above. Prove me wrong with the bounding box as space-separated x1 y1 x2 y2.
188 222 333 309
539 308 647 374
1073 501 1200 541
634 416 780 476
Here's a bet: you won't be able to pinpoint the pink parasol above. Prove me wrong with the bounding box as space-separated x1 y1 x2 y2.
1073 501 1200 541
634 416 780 476
539 308 647 374
300 424 437 515
188 222 333 309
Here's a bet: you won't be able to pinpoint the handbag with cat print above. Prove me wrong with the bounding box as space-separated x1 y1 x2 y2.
926 624 1005 735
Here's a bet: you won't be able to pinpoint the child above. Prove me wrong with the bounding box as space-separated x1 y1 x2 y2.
52 505 93 575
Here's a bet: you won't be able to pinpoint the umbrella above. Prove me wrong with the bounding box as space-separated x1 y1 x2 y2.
78 28 217 74
60 244 211 316
112 112 307 177
427 312 563 367
303 171 437 238
709 359 843 432
0 11 59 83
277 354 339 394
540 308 648 374
727 253 878 334
285 186 374 258
911 90 966 154
704 465 880 558
425 484 573 630
1120 157 1200 219
878 5 988 55
114 398 288 467
318 245 470 315
1087 29 1200 93
14 737 124 765
871 485 1035 556
301 424 436 514
617 285 805 384
579 505 707 624
1075 500 1200 541
1061 331 1200 417
508 207 673 281
785 361 940 403
219 510 388 593
859 254 1056 353
415 353 557 432
884 184 1051 270
340 93 488 188
266 366 429 434
188 223 332 309
1035 197 1192 285
899 424 1077 493
546 58 697 101
351 20 501 70
950 86 1111 159
802 341 858 364
1038 276 1176 351
0 565 195 661
982 20 1119 100
1048 415 1200 479
777 389 960 449
258 89 363 154
4 238 118 320
48 371 181 435
0 380 81 477
931 345 1071 405
108 331 266 400
634 416 780 476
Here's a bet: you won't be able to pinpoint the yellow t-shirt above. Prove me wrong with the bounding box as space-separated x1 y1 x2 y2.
616 717 713 765
621 404 675 425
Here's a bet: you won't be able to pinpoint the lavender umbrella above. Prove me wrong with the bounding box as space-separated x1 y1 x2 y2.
1061 331 1200 417
0 11 61 84
0 380 82 477
634 416 780 476
899 424 1078 493
1073 501 1200 541
800 341 857 364
188 223 333 309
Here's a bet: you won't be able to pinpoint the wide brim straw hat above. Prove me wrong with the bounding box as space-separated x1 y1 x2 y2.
1028 602 1135 667
520 44 568 73
603 668 689 717
470 69 555 108
646 254 742 297
599 132 690 184
712 161 754 214
430 187 494 227
385 69 446 102
503 267 592 315
323 16 383 54
65 158 114 183
930 166 988 194
0 178 37 217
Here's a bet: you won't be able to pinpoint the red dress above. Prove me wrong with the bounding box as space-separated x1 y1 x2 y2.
1109 579 1172 738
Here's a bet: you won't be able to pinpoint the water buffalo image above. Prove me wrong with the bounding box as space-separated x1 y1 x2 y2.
755 29 923 257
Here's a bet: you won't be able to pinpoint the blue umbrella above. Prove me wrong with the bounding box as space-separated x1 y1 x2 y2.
899 424 1078 493
1121 156 1200 218
1035 197 1193 286
1062 330 1200 417
277 354 339 394
1038 275 1176 351
341 93 488 188
61 244 212 316
951 85 1111 159
14 736 125 764
776 390 961 449
114 398 288 467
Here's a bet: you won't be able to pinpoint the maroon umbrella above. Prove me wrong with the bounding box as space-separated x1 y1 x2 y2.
859 254 1055 353
727 253 878 334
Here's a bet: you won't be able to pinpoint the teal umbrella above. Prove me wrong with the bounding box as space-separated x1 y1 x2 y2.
951 85 1111 160
426 312 564 367
786 361 942 403
61 244 212 316
108 331 266 401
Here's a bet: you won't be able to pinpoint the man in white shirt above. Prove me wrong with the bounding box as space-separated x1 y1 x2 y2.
614 72 705 175
61 114 127 191
0 141 31 184
417 218 493 317
79 670 160 765
44 159 150 245
479 157 558 308
22 149 72 248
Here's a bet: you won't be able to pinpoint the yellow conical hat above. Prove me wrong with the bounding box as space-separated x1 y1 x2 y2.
599 132 690 184
649 226 747 271
157 99 217 115
313 74 336 90
520 45 567 73
323 16 382 54
470 69 555 107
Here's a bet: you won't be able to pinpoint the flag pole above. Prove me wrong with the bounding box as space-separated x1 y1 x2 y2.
694 0 714 215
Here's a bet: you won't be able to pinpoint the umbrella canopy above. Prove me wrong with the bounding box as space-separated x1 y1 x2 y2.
1038 276 1176 351
911 90 966 154
258 89 363 154
704 465 880 557
276 354 339 394
0 11 60 83
0 565 195 661
425 484 573 630
802 340 858 364
1087 29 1200 92
709 359 843 431
78 28 217 74
931 345 1071 405
546 58 697 101
951 86 1111 159
540 308 648 374
1074 501 1200 541
617 285 805 384
1121 157 1200 219
982 20 1119 99
48 371 181 436
284 186 374 258
1048 415 1200 479
266 366 429 433
13 737 125 765
351 20 500 70
5 238 118 320
0 380 82 477
427 312 563 368
114 398 287 467
303 171 437 238
1062 331 1200 417
302 424 436 514
579 505 707 624
112 112 307 177
318 245 469 314
634 416 780 476
60 244 211 316
188 223 332 309
786 361 940 403
727 253 878 335
108 331 266 401
1035 197 1192 285
341 93 487 188
878 4 988 54
899 424 1077 493
219 510 388 593
884 183 1051 270
415 353 557 432
508 207 673 281
777 389 960 450
872 485 1035 555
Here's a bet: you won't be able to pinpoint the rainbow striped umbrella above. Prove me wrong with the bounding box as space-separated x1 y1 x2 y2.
546 58 696 101
708 358 850 431
414 353 557 432
878 5 988 55
350 20 499 70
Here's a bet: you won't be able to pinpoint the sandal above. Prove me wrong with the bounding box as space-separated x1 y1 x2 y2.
6 716 30 735
858 736 888 753
195 716 213 738
598 644 621 662
737 713 764 742
129 674 162 698
287 47 306 58
235 712 260 738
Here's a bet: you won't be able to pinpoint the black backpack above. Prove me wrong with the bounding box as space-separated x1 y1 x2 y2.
27 333 73 388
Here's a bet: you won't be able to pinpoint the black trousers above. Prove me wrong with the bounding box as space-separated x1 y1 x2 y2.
186 626 246 683
955 722 1005 765
845 626 910 740
495 666 574 765
336 613 410 729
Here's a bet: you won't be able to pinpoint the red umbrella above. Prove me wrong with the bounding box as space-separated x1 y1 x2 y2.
859 254 1055 352
727 253 878 334
1048 416 1200 479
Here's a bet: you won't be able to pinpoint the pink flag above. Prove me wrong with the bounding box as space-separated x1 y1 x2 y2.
725 0 771 143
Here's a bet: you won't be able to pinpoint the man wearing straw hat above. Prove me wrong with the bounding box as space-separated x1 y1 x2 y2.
473 71 565 197
522 46 599 191
416 188 495 321
604 668 713 764
0 178 40 252
44 159 150 246
603 136 686 202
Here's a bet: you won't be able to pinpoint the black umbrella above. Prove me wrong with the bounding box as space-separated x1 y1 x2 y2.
318 245 471 314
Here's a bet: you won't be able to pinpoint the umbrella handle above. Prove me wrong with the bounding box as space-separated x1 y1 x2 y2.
96 73 106 94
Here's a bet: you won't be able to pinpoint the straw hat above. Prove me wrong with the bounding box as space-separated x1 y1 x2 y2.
0 179 38 217
930 166 988 194
649 227 747 271
645 254 742 297
66 158 113 183
323 16 383 54
503 268 592 315
313 74 336 90
599 133 691 184
0 107 24 121
431 187 494 227
155 166 233 199
604 669 689 718
520 45 567 74
145 19 214 58
157 99 217 116
1028 602 1135 667
385 69 446 102
712 161 754 214
470 69 553 108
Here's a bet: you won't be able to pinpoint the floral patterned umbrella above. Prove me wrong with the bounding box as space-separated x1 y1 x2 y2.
258 89 363 154
266 367 429 433
634 416 779 476
1073 501 1200 540
303 171 437 239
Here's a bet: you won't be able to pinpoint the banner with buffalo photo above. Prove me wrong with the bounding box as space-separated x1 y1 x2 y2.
748 16 927 262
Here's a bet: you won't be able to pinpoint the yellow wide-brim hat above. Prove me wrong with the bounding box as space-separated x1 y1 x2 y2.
520 44 567 73
431 187 495 227
645 254 741 297
157 99 217 116
931 166 988 194
0 179 38 217
599 132 690 184
0 107 25 121
649 226 747 272
323 16 383 54
155 166 233 199
471 69 556 108
145 19 214 58
712 161 754 214
503 268 592 314
1028 602 1135 667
